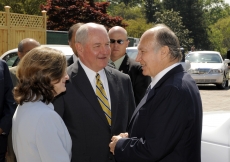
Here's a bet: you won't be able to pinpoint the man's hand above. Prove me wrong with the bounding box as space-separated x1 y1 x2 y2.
109 132 128 155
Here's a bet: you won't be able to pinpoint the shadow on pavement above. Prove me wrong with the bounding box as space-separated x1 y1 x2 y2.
197 84 230 91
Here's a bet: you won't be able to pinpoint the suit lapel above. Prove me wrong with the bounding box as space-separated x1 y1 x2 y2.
128 64 184 126
104 67 119 130
70 61 110 128
119 55 129 73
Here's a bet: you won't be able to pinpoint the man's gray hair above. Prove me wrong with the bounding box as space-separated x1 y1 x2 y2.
75 23 107 45
152 24 182 61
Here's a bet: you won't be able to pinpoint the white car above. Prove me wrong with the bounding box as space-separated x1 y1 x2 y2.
186 51 230 89
126 47 191 72
202 111 230 162
0 45 73 67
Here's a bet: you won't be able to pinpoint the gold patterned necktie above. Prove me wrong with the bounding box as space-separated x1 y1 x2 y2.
96 73 111 126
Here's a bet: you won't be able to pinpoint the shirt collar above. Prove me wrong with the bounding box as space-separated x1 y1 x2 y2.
150 63 180 89
78 59 105 83
111 55 126 70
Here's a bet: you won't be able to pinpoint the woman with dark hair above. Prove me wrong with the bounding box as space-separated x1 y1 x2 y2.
12 46 71 162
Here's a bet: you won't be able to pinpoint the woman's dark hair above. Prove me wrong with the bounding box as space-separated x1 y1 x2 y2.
14 46 67 105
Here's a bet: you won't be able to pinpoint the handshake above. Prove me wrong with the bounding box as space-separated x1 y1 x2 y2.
109 132 128 155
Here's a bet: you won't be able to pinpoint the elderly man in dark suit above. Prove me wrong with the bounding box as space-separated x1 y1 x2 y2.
108 26 151 105
0 60 16 162
109 24 203 162
53 23 136 162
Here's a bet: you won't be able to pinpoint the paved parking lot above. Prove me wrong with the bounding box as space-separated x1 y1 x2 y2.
198 84 230 112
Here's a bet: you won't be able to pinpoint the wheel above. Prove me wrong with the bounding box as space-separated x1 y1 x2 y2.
216 75 228 89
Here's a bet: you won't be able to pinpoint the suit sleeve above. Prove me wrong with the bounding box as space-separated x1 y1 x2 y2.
115 86 188 161
0 61 16 134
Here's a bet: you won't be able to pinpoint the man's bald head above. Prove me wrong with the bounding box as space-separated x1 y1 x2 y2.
108 26 129 62
18 38 40 59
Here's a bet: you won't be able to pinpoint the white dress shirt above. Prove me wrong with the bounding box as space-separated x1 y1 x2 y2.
79 59 112 108
150 63 180 89
12 101 72 162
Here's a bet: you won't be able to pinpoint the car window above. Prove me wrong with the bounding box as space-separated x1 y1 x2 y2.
186 53 222 63
126 48 138 60
2 52 18 67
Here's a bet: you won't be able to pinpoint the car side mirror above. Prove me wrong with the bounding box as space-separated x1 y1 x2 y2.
224 59 230 64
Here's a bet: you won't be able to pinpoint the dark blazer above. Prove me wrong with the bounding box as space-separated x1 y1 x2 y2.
67 55 74 66
115 65 203 162
9 66 18 87
119 55 151 105
53 61 136 162
0 60 16 156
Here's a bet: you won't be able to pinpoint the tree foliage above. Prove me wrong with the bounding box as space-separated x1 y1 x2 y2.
108 2 144 20
208 16 230 55
124 18 153 38
41 0 127 31
0 0 46 15
162 0 210 50
155 10 193 49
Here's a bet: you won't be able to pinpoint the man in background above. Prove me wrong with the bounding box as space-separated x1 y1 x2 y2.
67 23 84 66
9 38 40 87
0 60 16 162
108 26 151 105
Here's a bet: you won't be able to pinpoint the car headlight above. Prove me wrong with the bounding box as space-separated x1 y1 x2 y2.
209 69 223 74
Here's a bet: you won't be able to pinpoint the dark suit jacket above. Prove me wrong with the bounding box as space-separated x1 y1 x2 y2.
53 61 136 162
115 65 203 162
0 60 16 134
9 66 18 87
67 55 74 66
119 55 151 105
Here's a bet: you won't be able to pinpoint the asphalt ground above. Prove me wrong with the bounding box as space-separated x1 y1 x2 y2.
198 84 230 112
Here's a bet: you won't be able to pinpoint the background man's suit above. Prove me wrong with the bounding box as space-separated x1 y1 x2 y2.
0 60 16 162
119 55 151 105
9 66 18 87
115 65 203 162
53 61 136 162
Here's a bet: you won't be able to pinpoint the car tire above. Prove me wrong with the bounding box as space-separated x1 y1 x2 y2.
216 75 228 89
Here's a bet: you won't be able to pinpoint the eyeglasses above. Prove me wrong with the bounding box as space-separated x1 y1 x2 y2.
110 39 126 44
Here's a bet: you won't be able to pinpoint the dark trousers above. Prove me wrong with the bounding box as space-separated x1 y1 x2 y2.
0 135 7 162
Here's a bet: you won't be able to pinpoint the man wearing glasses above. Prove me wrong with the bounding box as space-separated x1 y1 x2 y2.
108 26 151 105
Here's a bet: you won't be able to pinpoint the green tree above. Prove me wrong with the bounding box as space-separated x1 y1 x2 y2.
108 2 144 20
124 18 153 38
208 16 230 55
144 0 162 23
155 10 193 49
162 0 210 50
203 0 230 26
0 0 46 15
41 0 127 31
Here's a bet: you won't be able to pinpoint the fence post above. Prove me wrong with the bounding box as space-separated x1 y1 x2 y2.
4 6 11 51
42 10 47 44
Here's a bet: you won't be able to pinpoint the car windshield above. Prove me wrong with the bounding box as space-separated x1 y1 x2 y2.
126 48 138 60
186 53 222 63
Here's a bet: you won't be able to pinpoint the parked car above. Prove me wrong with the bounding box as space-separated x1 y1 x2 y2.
126 47 191 71
202 111 230 162
0 45 73 67
186 51 230 89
